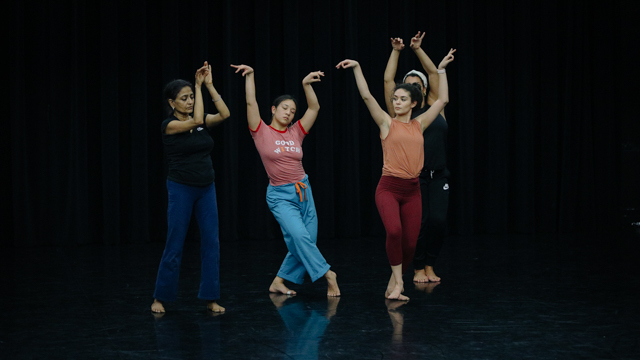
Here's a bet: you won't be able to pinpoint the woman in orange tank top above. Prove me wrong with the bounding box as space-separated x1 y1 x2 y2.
336 49 455 301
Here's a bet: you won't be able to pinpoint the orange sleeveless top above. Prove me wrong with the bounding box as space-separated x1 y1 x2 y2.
381 119 424 179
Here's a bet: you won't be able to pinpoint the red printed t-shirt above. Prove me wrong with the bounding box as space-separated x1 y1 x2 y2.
250 119 308 186
381 119 424 179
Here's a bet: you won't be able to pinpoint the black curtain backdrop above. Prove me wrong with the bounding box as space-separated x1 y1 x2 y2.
6 0 640 247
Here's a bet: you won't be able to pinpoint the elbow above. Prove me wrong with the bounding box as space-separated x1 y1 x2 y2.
441 97 449 106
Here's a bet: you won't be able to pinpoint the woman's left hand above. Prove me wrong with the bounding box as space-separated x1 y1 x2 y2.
195 62 209 86
302 71 324 85
438 49 456 70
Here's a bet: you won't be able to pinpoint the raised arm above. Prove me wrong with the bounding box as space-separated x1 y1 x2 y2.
203 63 231 128
384 38 404 117
409 31 440 110
164 64 208 135
336 59 392 138
298 71 324 132
416 49 455 132
231 64 260 131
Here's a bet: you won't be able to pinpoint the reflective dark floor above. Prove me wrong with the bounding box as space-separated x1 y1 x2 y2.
1 232 640 359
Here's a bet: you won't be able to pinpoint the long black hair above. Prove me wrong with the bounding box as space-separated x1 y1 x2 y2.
162 79 194 117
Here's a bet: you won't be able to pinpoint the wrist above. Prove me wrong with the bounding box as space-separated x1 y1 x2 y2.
437 69 446 74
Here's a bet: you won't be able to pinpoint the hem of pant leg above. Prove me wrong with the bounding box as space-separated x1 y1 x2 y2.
153 294 177 303
309 264 331 283
425 256 438 267
277 271 304 285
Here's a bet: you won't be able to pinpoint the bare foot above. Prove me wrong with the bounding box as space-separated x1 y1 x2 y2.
151 299 165 313
413 269 430 283
269 276 297 295
325 270 341 297
425 266 441 282
207 301 225 313
386 284 409 301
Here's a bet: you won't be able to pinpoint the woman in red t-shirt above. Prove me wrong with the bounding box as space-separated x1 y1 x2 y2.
231 64 340 298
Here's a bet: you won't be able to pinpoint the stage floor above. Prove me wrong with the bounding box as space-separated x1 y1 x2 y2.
1 233 639 359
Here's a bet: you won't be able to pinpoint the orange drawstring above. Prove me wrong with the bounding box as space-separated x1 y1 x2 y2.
294 182 307 202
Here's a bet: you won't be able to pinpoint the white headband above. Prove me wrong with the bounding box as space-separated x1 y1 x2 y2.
402 70 428 88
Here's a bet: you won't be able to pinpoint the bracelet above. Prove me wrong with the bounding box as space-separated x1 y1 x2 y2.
213 95 222 102
437 69 446 74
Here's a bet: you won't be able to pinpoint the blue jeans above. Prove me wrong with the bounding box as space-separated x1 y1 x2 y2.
267 175 331 284
154 180 220 301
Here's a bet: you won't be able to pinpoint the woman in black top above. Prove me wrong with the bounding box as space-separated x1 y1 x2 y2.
152 62 230 313
384 32 454 283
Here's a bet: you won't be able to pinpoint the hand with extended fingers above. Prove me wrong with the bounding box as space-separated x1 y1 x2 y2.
230 64 254 76
410 31 425 50
302 71 324 85
438 49 456 70
390 37 404 51
195 62 209 86
335 59 359 69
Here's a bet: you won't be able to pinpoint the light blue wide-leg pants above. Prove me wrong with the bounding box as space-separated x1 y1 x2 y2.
266 175 331 284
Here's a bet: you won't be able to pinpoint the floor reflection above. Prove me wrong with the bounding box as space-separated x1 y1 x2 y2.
413 281 440 294
385 299 407 344
153 311 222 359
270 294 340 359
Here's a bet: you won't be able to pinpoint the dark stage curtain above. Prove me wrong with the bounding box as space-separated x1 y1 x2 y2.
6 0 639 247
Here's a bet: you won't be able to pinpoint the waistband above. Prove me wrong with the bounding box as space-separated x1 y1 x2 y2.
267 175 310 202
378 175 420 193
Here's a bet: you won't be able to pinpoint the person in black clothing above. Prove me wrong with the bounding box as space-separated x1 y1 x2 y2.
384 32 454 283
152 62 230 313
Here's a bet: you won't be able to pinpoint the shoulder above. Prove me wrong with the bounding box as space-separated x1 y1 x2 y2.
250 119 266 132
161 116 178 133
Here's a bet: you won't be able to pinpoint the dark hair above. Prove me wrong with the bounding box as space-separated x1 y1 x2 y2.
163 79 194 117
271 95 298 124
393 83 423 107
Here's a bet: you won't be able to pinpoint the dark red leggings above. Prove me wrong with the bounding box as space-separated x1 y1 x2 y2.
375 176 422 273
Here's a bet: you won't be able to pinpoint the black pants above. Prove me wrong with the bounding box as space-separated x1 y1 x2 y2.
413 169 449 269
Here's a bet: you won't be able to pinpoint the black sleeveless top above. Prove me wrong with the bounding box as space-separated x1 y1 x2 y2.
413 105 448 171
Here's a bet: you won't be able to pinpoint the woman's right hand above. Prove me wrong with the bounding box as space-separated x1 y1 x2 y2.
335 59 359 69
390 37 404 51
195 62 209 86
230 64 254 76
